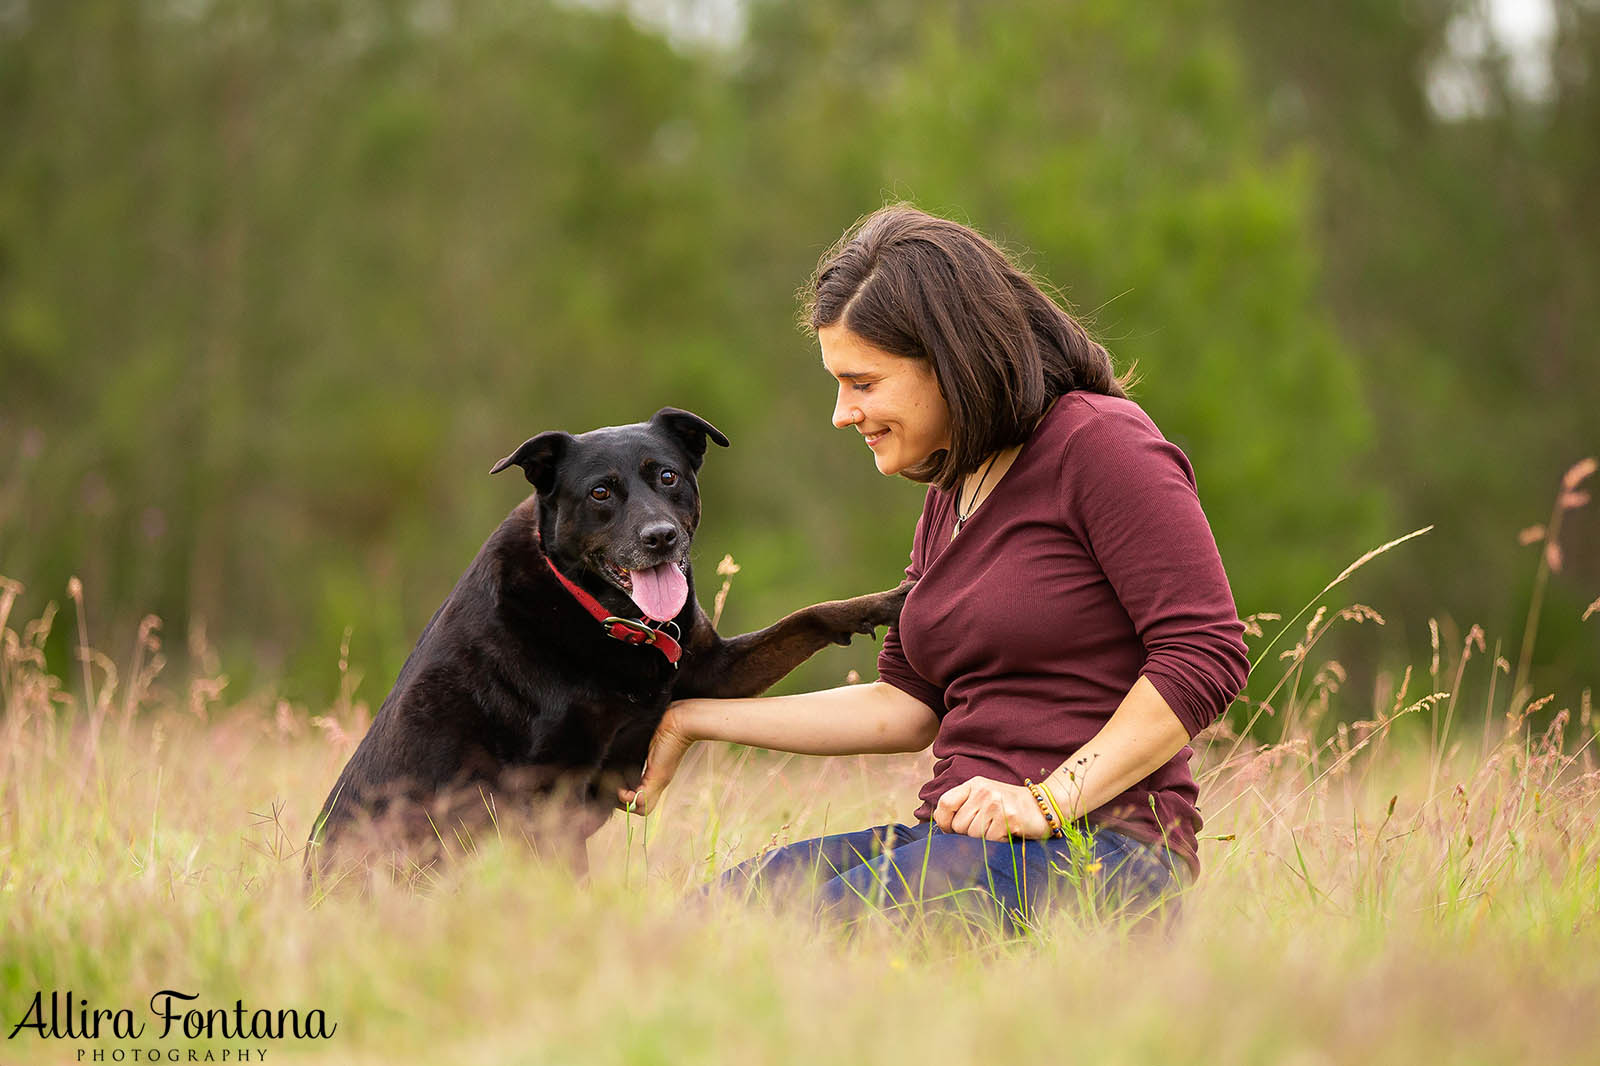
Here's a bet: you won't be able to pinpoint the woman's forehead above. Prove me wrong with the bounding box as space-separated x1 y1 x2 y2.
818 325 903 377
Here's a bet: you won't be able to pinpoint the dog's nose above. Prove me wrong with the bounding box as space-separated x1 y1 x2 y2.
639 522 679 553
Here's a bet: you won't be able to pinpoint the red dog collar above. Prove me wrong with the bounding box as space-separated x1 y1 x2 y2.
541 553 684 667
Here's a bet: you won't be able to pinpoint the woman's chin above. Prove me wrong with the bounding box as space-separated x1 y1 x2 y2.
872 452 900 476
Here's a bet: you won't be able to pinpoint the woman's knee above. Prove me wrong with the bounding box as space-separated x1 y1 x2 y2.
714 823 915 905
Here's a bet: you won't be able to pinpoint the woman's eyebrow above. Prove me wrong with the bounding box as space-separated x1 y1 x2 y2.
819 352 875 380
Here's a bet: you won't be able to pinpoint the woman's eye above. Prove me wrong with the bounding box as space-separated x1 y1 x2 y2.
590 486 611 501
659 469 679 487
852 382 873 393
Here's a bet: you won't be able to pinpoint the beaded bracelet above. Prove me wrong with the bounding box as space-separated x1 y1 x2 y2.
1038 779 1069 832
1024 779 1066 839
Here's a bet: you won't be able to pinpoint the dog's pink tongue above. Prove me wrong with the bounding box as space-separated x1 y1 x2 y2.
629 562 687 622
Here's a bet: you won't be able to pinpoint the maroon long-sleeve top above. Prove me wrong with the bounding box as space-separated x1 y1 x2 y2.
876 392 1250 876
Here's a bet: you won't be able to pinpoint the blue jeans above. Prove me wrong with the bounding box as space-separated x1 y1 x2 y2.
715 821 1187 933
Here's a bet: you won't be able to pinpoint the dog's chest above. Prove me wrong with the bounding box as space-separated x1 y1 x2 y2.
522 680 664 763
514 634 667 726
581 685 662 727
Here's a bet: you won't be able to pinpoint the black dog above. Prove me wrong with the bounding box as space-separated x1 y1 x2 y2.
307 408 906 884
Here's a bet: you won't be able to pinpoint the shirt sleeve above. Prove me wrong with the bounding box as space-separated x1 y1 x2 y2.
1058 405 1250 738
876 492 947 717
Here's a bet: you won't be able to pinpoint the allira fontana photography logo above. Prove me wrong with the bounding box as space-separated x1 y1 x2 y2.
8 989 336 1061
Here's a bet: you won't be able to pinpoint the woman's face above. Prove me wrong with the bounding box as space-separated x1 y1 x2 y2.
819 324 952 477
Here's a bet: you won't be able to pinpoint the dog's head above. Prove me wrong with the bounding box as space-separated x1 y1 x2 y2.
491 408 729 623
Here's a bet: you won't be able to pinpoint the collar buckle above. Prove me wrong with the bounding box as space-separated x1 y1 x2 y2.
602 616 659 644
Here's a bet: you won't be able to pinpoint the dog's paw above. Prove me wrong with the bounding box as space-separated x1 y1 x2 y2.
819 580 914 646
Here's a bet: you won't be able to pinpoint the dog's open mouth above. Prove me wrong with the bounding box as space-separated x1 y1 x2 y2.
600 558 689 623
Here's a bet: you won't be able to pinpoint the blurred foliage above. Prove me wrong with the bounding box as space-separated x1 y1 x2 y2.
1220 0 1600 686
0 0 1591 707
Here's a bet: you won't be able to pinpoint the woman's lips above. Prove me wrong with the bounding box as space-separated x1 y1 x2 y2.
864 429 889 448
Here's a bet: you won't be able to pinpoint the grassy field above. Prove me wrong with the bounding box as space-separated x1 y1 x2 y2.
3 534 1598 1065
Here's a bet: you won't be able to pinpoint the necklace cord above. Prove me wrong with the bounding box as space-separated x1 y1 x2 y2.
953 450 1002 533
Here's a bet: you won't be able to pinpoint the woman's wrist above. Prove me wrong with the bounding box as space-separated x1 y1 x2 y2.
1043 754 1094 823
663 699 708 744
1023 780 1066 838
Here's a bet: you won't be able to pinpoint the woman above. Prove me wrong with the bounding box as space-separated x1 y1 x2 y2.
620 205 1250 928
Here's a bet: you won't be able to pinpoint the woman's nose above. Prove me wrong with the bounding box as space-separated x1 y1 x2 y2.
832 389 862 429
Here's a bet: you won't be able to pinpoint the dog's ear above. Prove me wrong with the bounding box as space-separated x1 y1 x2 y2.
490 431 571 495
650 408 730 471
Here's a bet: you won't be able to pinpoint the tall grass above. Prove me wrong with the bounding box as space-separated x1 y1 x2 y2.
1 463 1596 1064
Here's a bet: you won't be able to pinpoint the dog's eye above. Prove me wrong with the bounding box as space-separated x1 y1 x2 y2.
659 469 679 487
590 486 611 502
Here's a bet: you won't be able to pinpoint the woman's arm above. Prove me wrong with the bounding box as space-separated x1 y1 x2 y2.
619 681 940 814
933 676 1189 839
1042 675 1188 820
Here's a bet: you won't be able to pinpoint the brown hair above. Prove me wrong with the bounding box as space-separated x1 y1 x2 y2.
801 204 1133 491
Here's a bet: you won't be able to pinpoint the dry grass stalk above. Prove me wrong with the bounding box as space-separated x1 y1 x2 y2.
1 502 1597 1063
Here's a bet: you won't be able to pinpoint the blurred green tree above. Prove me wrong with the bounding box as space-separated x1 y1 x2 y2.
1221 0 1599 697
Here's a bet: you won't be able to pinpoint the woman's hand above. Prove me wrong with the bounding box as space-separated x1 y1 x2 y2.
617 706 696 816
931 776 1052 840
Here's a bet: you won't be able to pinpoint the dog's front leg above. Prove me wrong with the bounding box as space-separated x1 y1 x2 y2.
672 581 910 700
